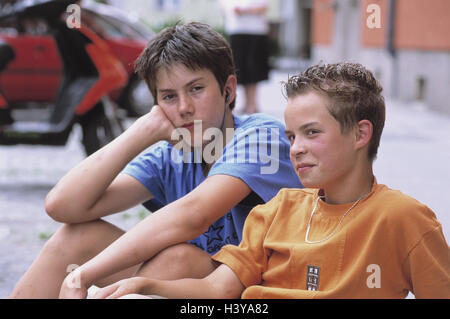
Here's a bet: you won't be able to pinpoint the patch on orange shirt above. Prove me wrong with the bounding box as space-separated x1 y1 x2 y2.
307 265 321 291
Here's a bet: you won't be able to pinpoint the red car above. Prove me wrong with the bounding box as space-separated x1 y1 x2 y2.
0 1 154 116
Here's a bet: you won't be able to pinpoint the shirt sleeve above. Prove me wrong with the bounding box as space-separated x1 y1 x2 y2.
212 191 281 287
208 122 300 202
405 225 450 298
120 142 169 204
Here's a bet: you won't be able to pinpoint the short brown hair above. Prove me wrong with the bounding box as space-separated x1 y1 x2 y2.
283 62 385 160
135 22 236 109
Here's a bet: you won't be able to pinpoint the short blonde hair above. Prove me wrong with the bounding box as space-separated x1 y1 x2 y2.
283 62 386 160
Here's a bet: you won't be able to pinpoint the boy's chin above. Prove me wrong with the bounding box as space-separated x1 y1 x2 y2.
173 139 211 151
298 178 321 190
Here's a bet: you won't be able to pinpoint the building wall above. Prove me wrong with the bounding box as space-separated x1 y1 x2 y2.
394 0 450 51
360 0 389 48
311 0 361 63
311 0 334 45
396 51 450 111
309 0 450 114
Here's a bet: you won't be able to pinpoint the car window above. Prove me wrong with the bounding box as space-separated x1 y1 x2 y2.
20 18 50 36
81 9 149 41
0 18 19 35
81 9 123 38
101 14 150 40
0 26 18 35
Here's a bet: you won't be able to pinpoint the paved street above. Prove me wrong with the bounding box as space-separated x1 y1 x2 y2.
1 69 449 298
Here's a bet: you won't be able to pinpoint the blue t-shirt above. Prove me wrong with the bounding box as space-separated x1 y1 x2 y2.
122 113 302 254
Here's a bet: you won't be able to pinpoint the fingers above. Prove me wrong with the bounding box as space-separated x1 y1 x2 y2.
59 274 88 299
118 294 154 299
152 104 177 131
93 283 120 299
93 277 143 299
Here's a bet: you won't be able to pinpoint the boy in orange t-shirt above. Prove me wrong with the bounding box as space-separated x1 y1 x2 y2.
94 62 450 299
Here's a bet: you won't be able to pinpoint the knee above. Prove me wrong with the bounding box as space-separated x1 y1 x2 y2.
136 243 205 279
42 221 102 257
154 243 197 265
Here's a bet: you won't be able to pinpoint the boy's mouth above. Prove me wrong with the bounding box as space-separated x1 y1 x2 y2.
181 122 195 129
296 163 315 174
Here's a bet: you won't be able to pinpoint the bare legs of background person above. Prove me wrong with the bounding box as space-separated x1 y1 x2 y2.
243 83 259 114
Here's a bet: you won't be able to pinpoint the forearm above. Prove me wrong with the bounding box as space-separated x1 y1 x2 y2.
78 199 206 287
45 120 159 222
238 5 268 16
74 175 250 293
139 263 243 299
142 277 218 299
249 6 268 15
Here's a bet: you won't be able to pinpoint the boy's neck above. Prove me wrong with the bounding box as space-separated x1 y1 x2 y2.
222 110 235 146
201 111 234 176
322 165 374 205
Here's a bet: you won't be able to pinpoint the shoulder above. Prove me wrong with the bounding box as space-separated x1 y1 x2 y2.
128 141 190 172
249 188 315 226
234 113 285 131
370 184 441 236
376 185 437 220
232 114 289 147
268 187 316 208
135 141 173 160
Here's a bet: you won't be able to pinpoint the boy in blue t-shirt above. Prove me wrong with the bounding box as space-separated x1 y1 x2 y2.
123 113 297 255
10 22 300 299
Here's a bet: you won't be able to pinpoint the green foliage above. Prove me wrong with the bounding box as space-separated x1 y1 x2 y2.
38 231 52 241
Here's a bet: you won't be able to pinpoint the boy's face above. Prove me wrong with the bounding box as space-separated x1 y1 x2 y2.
155 63 235 148
284 91 358 189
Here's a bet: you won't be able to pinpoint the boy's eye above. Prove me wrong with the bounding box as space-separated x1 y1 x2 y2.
191 86 203 92
162 94 175 101
306 129 319 136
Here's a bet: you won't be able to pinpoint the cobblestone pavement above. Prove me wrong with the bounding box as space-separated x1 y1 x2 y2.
1 70 449 298
0 124 144 298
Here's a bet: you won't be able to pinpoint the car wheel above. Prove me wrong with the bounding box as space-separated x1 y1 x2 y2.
123 76 154 117
81 98 124 155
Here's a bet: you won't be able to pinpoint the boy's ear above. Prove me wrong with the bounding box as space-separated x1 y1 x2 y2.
224 74 237 102
355 120 373 151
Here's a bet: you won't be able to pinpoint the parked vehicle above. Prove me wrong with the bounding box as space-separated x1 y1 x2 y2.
0 0 154 117
0 0 128 155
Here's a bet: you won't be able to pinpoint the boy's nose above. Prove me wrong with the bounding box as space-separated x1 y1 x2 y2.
178 94 194 116
290 137 307 157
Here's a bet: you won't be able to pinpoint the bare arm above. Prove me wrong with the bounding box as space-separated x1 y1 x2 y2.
235 5 268 16
59 174 251 298
94 264 245 299
45 105 174 223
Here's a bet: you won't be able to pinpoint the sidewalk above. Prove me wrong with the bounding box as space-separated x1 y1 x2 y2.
1 69 449 298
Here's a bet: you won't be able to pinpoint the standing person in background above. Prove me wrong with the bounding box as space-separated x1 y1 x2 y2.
220 0 270 114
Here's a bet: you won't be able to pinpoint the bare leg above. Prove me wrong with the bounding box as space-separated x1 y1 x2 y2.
243 83 258 114
108 243 218 299
9 220 140 299
135 243 218 280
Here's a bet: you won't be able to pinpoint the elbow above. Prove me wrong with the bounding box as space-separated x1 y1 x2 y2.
176 198 211 238
44 192 74 223
44 192 63 222
183 209 210 239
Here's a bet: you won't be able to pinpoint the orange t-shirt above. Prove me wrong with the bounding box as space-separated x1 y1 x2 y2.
212 179 450 298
